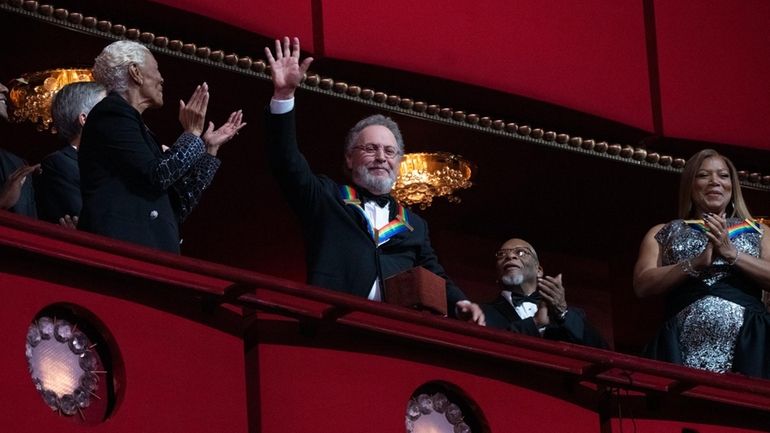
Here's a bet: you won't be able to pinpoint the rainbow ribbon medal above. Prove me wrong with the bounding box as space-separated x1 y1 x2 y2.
728 219 762 238
684 218 762 239
339 185 414 244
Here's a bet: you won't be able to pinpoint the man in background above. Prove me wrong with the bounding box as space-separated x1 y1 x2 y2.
483 237 606 348
0 81 39 216
37 81 105 226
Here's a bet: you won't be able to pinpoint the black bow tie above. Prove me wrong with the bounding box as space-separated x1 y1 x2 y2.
509 291 541 307
359 191 392 208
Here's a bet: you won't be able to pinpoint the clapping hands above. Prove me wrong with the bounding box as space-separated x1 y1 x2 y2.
0 164 40 210
178 82 247 155
203 110 246 156
702 212 739 263
179 83 209 136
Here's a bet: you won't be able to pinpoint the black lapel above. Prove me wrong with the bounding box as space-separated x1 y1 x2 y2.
338 193 377 244
143 125 163 157
493 295 523 322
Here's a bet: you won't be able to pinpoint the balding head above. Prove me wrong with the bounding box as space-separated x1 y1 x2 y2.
495 238 542 295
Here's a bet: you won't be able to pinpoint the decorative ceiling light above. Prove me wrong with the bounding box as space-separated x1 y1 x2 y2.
392 152 474 209
406 392 471 433
26 315 105 419
8 68 94 131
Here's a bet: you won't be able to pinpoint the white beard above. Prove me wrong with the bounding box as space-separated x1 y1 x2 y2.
353 165 396 195
501 273 524 287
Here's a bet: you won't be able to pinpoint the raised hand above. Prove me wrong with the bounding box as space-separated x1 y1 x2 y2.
203 110 247 156
0 164 40 210
264 36 314 100
538 273 568 315
179 82 209 136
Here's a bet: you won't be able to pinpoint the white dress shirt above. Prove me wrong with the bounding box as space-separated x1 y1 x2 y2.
502 290 545 334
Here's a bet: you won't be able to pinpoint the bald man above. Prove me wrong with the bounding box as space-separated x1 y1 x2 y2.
483 238 607 348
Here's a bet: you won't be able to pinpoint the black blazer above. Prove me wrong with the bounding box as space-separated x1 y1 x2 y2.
36 145 80 223
483 294 608 348
0 148 37 218
79 92 219 253
266 109 468 310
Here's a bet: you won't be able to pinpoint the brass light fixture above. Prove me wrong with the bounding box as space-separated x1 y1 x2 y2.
8 68 94 131
392 152 474 209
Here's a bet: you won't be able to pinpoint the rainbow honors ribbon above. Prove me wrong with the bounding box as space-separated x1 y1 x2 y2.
339 185 414 244
684 218 762 239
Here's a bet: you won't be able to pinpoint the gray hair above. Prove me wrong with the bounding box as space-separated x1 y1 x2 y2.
344 114 405 154
92 40 151 93
51 81 105 143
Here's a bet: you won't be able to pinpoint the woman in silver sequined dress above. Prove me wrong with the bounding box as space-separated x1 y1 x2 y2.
633 149 770 378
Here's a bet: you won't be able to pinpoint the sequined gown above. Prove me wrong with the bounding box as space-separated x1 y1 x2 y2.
644 218 770 378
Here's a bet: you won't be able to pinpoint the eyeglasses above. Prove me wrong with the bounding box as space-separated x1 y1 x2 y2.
495 247 534 259
352 143 401 159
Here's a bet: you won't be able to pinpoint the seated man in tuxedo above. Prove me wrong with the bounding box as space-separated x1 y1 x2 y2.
37 81 105 226
483 238 607 348
0 81 39 216
264 36 484 324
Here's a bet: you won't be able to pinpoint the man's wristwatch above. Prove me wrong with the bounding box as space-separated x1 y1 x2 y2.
553 306 568 322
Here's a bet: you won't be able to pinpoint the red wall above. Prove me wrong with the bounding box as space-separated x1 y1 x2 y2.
151 0 770 150
655 1 770 147
253 319 601 432
3 217 770 433
0 259 248 432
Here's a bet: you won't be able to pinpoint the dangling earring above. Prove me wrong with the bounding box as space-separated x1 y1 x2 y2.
728 200 735 217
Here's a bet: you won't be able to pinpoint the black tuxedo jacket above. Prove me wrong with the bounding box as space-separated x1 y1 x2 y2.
0 148 37 218
266 109 468 310
483 294 608 348
37 145 80 223
79 92 219 253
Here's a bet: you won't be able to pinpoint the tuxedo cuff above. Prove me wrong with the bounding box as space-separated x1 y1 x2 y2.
270 97 294 114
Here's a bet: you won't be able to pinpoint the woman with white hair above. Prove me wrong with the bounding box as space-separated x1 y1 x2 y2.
79 40 245 253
